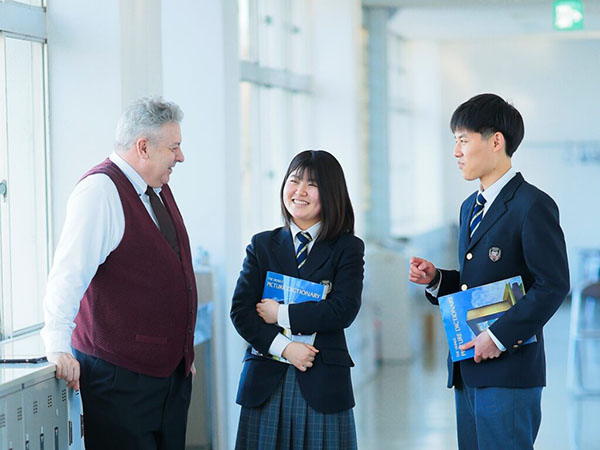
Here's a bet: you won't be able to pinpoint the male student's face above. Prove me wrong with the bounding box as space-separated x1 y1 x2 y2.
453 129 495 182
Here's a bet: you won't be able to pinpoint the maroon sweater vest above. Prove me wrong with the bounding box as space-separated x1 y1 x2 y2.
71 159 197 377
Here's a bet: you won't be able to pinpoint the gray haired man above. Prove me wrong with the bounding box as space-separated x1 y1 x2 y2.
41 97 198 449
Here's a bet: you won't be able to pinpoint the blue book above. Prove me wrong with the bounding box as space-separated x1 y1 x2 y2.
252 271 327 363
438 275 536 362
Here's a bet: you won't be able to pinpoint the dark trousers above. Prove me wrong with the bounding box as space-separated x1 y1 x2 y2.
74 349 192 450
454 373 542 450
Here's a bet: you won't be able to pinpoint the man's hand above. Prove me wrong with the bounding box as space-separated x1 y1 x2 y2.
409 256 437 286
459 332 502 363
282 342 318 372
47 352 81 390
256 298 279 324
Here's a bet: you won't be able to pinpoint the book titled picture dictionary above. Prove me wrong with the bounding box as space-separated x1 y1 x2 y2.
252 271 327 364
438 275 536 362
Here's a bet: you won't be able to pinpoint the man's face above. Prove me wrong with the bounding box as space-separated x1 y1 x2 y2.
453 129 495 183
143 122 184 188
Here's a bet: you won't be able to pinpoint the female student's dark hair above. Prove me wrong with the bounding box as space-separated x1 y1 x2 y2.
280 150 355 241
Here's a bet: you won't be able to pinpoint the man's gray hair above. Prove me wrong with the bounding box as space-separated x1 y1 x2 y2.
115 96 183 151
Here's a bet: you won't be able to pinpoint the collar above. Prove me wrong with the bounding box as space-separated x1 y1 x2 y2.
109 151 162 196
290 221 322 241
479 166 516 206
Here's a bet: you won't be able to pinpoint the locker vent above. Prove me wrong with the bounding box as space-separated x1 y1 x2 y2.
47 394 53 408
0 413 6 428
17 406 23 421
33 400 39 415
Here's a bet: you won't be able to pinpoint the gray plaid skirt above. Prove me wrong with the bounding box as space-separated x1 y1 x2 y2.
235 365 358 450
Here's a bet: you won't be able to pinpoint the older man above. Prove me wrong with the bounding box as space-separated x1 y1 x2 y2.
41 97 197 449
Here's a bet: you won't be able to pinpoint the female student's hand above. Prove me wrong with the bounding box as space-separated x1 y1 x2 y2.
282 342 319 372
256 298 279 324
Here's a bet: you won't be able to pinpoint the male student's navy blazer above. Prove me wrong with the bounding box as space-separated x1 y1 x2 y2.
230 227 364 414
429 173 570 388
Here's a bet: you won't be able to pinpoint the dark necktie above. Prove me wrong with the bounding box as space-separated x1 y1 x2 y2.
469 192 487 238
145 186 180 258
296 231 312 270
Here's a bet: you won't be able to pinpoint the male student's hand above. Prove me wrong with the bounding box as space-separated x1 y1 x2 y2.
409 256 437 286
256 298 279 324
48 352 81 390
459 332 501 363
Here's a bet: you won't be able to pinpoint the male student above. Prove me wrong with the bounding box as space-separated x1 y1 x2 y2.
409 93 569 449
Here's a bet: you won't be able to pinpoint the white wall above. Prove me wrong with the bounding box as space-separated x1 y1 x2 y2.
161 1 242 448
46 0 122 245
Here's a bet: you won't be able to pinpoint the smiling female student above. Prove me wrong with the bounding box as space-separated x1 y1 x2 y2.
230 150 364 449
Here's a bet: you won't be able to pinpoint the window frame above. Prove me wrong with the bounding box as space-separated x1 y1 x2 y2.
0 1 50 340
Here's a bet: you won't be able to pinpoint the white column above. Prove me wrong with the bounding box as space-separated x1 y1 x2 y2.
161 1 242 448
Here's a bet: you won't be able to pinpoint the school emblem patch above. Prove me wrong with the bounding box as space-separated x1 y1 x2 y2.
489 247 501 262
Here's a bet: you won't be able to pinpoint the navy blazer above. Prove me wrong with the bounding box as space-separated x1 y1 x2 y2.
230 227 364 414
429 173 570 389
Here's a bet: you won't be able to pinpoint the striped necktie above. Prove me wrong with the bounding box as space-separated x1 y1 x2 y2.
296 231 312 269
469 192 487 238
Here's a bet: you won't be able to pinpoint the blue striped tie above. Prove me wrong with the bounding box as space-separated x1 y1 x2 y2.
296 232 312 270
469 193 487 237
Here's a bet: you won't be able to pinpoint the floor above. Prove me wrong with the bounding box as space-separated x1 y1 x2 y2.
353 303 600 450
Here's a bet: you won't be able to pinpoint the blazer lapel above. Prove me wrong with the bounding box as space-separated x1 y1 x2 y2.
299 240 333 279
271 228 299 277
467 173 524 252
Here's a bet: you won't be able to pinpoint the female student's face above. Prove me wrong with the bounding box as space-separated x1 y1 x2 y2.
283 169 322 230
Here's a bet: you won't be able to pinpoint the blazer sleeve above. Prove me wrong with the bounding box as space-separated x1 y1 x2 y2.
288 236 365 334
230 234 283 355
489 194 570 352
425 269 461 305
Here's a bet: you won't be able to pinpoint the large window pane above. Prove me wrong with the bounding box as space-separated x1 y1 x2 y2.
239 0 313 241
1 36 48 335
257 0 286 69
239 0 258 62
288 0 310 75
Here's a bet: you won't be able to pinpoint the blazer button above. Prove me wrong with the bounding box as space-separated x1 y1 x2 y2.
513 344 519 349
461 284 468 291
517 339 523 345
466 253 473 260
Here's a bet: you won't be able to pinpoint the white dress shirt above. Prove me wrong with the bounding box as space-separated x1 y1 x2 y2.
41 152 162 355
426 167 517 352
267 221 322 358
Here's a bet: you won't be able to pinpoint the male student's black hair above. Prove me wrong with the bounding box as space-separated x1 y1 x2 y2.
280 150 355 242
450 93 525 157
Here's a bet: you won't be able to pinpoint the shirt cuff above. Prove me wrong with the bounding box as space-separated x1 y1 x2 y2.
40 328 74 356
277 304 291 329
425 271 443 297
487 329 506 352
268 333 292 358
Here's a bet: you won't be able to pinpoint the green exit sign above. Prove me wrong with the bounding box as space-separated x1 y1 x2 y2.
554 0 584 30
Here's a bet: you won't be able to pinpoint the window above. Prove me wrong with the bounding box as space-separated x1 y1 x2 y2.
0 1 49 338
238 0 313 242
